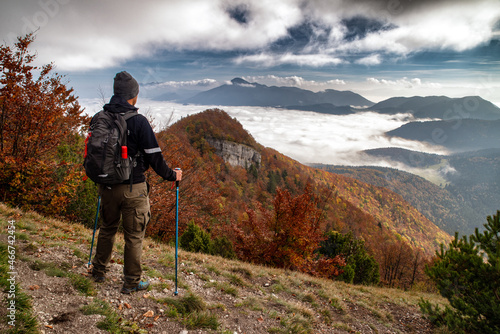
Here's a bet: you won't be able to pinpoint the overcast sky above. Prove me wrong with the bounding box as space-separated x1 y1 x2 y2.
1 0 499 105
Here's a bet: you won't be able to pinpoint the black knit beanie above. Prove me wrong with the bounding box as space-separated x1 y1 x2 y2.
113 71 139 100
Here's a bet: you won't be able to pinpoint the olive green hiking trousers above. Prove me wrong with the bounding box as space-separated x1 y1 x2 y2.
92 182 150 288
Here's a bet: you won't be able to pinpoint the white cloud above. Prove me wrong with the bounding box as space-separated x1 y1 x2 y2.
234 82 257 88
356 54 381 66
366 77 442 89
1 0 304 70
146 79 219 89
334 0 500 56
240 75 347 91
234 52 345 67
2 0 497 71
326 79 347 86
398 2 500 52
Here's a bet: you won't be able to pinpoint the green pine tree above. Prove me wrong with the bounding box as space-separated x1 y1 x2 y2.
179 221 213 254
179 221 236 259
420 211 500 334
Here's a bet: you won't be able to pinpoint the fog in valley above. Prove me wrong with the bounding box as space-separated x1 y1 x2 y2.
82 98 451 178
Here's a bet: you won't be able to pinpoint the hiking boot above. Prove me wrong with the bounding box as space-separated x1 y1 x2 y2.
91 270 105 283
93 275 105 283
121 280 150 294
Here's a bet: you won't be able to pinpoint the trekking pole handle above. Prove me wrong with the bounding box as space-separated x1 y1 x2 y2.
174 168 181 188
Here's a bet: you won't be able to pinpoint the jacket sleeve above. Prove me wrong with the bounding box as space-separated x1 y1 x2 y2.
137 116 177 181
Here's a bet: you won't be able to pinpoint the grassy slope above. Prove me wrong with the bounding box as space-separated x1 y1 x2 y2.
0 203 449 333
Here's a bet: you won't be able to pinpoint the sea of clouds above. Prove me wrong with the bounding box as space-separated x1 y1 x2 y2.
81 98 449 170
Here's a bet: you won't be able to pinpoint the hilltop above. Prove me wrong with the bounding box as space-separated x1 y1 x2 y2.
0 203 448 333
370 96 500 120
386 119 500 153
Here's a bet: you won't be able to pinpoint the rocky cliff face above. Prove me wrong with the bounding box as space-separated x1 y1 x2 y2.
207 138 261 168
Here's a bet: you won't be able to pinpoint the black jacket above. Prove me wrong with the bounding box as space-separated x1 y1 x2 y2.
100 95 177 183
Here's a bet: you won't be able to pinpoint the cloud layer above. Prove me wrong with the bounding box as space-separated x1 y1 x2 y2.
1 0 499 71
81 98 448 167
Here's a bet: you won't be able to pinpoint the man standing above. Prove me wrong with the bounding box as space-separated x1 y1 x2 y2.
91 71 182 294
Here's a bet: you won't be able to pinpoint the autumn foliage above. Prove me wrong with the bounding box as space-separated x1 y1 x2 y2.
0 34 89 216
145 130 223 241
0 34 86 163
232 185 345 278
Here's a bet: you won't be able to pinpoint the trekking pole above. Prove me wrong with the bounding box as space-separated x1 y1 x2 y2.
174 168 180 296
88 195 101 268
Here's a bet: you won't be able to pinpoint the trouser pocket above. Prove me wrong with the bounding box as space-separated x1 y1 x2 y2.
134 206 151 233
123 182 150 234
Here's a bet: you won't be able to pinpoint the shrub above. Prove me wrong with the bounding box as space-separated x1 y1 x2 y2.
318 231 380 285
180 221 213 254
233 186 345 278
212 235 236 259
180 221 236 259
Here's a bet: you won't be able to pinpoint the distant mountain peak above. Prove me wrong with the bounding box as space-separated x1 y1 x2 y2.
185 78 373 107
231 77 252 85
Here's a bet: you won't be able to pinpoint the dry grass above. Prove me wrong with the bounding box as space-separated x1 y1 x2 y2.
0 202 450 333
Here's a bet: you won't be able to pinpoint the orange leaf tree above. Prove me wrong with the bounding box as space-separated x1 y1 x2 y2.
0 33 89 214
233 185 345 278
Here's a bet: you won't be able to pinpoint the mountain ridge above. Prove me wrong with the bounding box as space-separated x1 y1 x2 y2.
386 119 500 152
174 78 500 122
368 95 500 120
181 78 374 107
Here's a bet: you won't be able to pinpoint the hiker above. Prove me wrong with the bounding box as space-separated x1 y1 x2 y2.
90 71 182 294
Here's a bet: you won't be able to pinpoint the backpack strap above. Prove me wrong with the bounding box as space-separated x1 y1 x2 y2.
121 110 138 121
120 110 139 191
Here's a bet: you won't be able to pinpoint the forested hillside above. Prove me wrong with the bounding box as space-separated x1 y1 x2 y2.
357 147 500 235
316 165 476 236
147 109 451 252
445 149 500 231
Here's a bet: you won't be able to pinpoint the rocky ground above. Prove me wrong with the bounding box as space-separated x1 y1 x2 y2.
0 204 447 333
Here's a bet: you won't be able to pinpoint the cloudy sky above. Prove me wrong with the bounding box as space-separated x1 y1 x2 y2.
1 0 500 105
